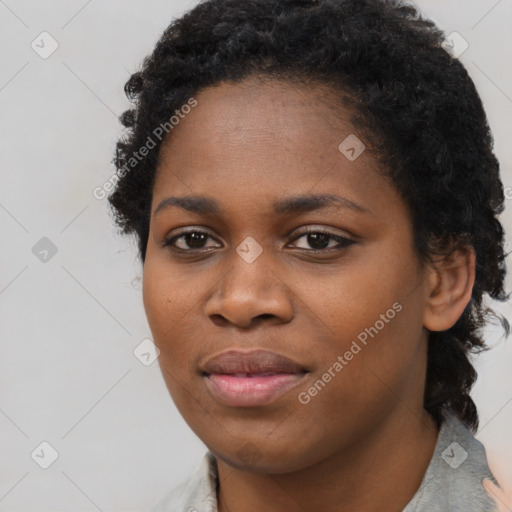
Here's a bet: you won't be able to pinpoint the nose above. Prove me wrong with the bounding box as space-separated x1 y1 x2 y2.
203 247 294 330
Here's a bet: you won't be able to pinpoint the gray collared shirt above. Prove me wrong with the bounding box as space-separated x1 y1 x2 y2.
151 412 498 511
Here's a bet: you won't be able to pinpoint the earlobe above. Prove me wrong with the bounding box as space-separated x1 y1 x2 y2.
423 246 476 332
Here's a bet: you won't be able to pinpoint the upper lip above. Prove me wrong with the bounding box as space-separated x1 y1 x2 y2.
202 349 307 375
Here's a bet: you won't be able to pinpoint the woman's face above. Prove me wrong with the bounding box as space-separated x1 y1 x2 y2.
143 77 432 473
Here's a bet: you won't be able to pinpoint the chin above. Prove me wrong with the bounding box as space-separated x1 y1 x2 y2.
208 440 319 474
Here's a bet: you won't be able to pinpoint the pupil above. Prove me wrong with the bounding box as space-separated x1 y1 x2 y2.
187 232 207 248
308 233 329 249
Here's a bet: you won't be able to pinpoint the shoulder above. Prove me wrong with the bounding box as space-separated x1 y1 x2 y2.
403 411 498 512
150 452 218 512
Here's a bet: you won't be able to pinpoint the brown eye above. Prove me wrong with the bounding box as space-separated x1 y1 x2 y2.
304 232 331 250
288 229 356 251
163 229 221 251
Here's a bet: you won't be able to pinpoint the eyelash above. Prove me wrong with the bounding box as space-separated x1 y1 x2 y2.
162 227 356 253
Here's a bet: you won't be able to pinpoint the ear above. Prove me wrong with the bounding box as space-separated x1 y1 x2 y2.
423 246 476 332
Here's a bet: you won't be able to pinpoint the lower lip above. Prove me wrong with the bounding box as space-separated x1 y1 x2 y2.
205 373 306 407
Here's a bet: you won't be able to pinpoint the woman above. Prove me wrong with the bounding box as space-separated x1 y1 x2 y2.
108 0 509 510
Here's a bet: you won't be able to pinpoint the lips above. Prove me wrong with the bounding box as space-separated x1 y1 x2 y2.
202 349 308 407
203 349 306 375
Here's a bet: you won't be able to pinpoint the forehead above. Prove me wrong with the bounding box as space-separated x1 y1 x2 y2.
157 78 380 175
164 76 357 146
151 76 395 220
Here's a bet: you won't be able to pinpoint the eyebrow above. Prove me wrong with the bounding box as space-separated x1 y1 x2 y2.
154 193 372 217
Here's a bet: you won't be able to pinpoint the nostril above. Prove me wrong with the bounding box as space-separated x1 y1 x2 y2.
208 312 277 329
256 313 274 321
209 314 228 327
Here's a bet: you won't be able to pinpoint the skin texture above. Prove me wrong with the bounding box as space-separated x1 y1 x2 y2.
142 77 475 512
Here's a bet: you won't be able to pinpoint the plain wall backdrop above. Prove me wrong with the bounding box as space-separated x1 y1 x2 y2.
1 0 511 510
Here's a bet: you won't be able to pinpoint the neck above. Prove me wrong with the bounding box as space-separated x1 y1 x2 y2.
216 408 439 512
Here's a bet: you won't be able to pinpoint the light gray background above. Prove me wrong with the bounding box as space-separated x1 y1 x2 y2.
1 1 511 510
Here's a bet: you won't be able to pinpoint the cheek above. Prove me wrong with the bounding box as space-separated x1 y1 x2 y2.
142 257 199 364
289 310 425 466
307 301 425 427
143 252 197 326
142 265 170 337
142 261 201 408
294 250 425 406
293 253 407 342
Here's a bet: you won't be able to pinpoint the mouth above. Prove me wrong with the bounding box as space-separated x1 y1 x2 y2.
204 372 307 407
201 349 308 407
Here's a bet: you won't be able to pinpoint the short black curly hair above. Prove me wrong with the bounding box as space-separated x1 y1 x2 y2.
108 0 509 432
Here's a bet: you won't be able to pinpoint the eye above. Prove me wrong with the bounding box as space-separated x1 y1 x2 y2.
162 227 356 254
287 228 356 251
163 229 221 252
